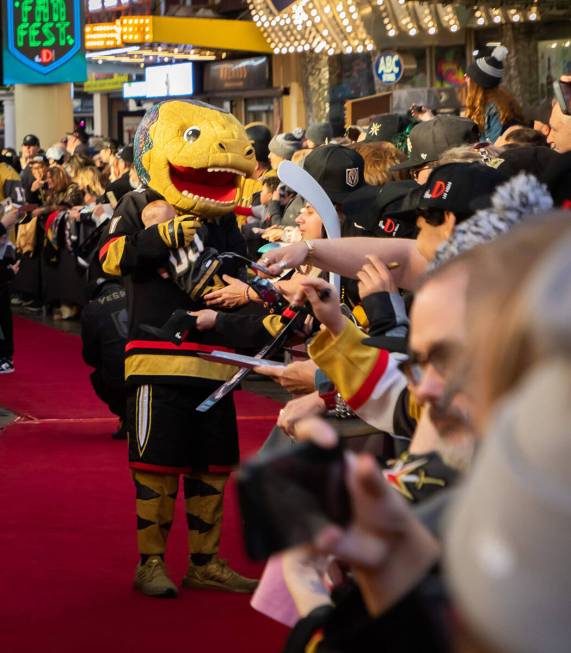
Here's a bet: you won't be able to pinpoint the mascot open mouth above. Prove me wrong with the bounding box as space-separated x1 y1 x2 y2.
169 163 245 205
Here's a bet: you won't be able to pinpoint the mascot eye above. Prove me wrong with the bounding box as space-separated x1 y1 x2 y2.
183 126 201 143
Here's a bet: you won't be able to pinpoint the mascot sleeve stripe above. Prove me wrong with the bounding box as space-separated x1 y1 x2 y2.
347 348 390 410
100 236 126 276
125 340 235 354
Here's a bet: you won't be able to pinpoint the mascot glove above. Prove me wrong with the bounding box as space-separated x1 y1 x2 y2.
157 216 203 249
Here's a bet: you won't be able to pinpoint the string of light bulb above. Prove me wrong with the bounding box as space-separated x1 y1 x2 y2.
248 0 542 55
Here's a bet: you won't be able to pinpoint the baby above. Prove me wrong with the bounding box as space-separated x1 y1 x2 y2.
141 199 176 228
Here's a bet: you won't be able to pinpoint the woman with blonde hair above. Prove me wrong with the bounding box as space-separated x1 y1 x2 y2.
75 166 106 204
464 46 523 144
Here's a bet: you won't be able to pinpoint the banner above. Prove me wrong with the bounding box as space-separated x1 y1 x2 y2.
2 0 87 85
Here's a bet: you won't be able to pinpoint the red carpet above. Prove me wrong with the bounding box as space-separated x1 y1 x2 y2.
0 316 289 653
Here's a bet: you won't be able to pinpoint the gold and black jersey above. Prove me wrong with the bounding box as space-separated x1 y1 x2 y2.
98 188 281 387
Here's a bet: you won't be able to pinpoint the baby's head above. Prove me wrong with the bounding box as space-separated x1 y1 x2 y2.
141 200 176 228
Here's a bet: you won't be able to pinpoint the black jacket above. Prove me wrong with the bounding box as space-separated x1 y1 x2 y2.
80 280 128 390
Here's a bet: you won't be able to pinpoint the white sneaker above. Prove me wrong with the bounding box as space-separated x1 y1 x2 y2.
0 358 15 374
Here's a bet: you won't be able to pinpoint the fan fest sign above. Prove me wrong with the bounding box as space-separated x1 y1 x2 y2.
2 0 86 84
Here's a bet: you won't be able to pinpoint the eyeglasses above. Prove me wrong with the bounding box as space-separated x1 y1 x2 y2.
398 343 463 387
411 163 434 182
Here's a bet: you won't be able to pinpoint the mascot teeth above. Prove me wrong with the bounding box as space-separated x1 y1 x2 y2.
207 167 246 177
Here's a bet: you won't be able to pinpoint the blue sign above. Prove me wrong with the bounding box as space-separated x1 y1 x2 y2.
2 0 86 85
374 51 404 85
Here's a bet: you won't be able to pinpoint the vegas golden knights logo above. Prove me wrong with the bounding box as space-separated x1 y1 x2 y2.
345 167 359 188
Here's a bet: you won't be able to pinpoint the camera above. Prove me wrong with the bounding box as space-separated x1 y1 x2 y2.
237 441 351 560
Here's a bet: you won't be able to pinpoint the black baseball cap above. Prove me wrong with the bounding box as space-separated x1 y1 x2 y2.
496 146 558 180
365 113 409 143
343 180 420 237
417 162 507 217
116 145 134 165
22 134 40 147
245 123 272 164
303 144 365 203
392 116 480 171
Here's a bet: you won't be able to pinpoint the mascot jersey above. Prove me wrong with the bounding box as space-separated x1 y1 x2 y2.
99 100 256 391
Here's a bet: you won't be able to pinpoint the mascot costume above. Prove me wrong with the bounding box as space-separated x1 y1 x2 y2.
99 100 258 598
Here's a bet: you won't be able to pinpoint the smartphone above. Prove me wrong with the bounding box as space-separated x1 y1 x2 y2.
553 80 571 116
237 441 351 560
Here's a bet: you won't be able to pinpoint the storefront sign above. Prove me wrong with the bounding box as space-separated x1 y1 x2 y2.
374 51 404 85
2 0 86 84
84 16 152 50
203 57 270 93
84 74 129 92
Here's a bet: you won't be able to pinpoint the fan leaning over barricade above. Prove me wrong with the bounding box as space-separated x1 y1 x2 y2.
98 99 269 598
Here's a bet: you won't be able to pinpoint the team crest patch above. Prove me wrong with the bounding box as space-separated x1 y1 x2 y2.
346 167 359 187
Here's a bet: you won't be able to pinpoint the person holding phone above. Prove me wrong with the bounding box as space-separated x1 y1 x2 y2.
547 76 571 153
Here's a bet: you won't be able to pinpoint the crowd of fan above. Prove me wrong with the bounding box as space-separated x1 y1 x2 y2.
1 46 571 652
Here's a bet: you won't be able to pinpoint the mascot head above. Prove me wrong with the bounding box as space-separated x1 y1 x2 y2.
134 100 256 218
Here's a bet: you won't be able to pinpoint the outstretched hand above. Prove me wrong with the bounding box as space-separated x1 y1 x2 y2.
292 277 345 336
357 255 398 298
258 241 309 275
204 274 251 308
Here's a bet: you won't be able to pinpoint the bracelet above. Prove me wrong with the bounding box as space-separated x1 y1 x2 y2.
334 393 355 419
303 239 315 264
243 286 251 303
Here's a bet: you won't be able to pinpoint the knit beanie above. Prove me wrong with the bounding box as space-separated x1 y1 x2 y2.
466 45 509 90
268 129 304 161
245 122 272 164
305 122 333 147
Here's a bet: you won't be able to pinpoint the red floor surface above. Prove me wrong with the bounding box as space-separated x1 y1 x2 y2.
0 317 289 653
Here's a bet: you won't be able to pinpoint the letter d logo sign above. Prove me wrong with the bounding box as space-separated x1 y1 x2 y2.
40 49 55 64
431 180 447 199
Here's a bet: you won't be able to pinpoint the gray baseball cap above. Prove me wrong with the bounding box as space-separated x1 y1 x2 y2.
392 115 480 171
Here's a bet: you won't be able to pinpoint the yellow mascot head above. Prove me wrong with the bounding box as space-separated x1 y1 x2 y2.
134 99 256 218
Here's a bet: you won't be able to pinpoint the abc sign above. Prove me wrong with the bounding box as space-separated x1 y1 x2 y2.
374 52 404 85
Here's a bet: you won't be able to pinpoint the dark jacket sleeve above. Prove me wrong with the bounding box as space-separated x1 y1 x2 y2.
214 308 279 352
268 199 283 226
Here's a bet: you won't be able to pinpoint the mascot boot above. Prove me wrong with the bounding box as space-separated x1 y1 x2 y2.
132 470 179 598
182 473 258 593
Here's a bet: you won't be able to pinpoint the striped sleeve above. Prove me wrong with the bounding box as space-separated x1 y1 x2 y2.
99 235 127 276
308 318 408 433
